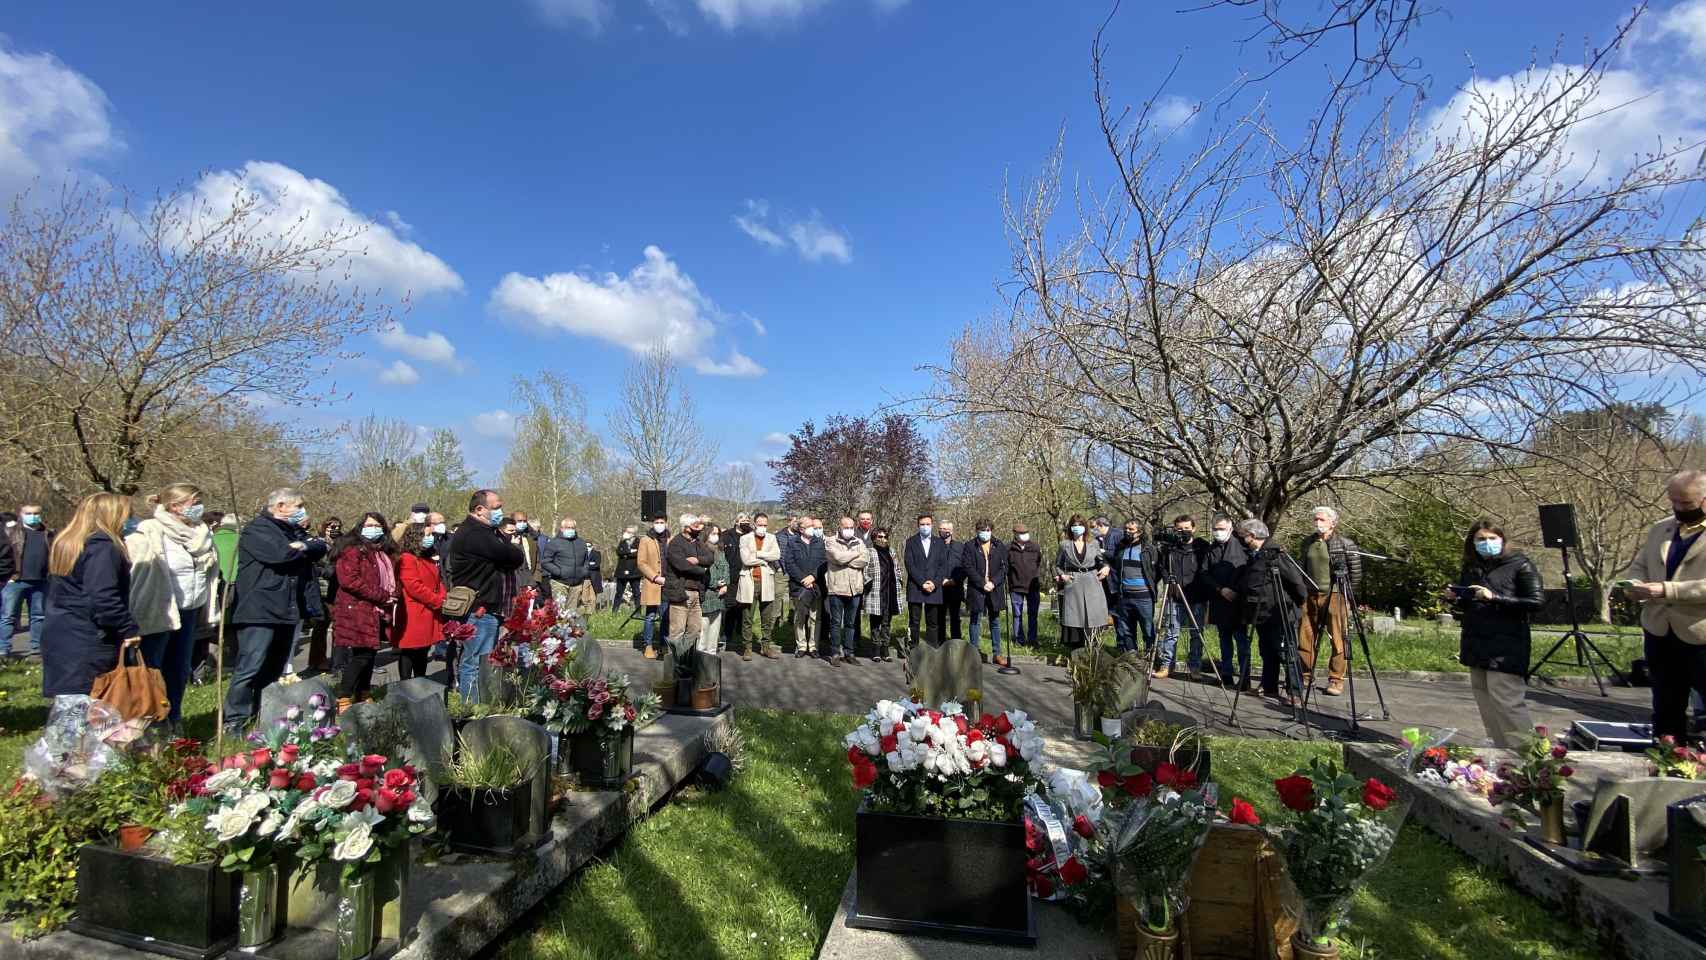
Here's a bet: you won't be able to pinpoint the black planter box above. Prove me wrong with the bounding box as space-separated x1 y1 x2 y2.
434 781 538 856
848 808 1035 944
1128 744 1212 784
70 844 238 959
565 726 635 788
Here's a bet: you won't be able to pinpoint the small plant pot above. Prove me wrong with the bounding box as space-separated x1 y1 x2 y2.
1099 715 1123 739
1539 796 1566 846
653 682 677 709
1133 922 1179 960
1292 931 1341 960
434 782 535 855
691 684 719 710
567 726 635 789
116 824 155 851
1072 702 1095 741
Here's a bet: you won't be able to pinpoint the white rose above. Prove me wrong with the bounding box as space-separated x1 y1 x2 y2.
320 780 358 809
941 700 963 716
277 813 302 841
204 769 243 793
332 823 374 863
235 793 272 820
347 807 385 829
212 809 254 843
257 813 283 837
408 800 435 825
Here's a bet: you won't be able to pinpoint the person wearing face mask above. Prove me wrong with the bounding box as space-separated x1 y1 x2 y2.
1006 524 1042 650
1056 514 1112 649
1295 506 1363 697
542 516 595 618
823 517 869 666
511 512 540 582
1 503 54 658
852 511 876 653
446 489 525 699
223 488 329 733
613 525 643 614
638 513 671 659
395 522 446 682
721 514 750 649
1203 516 1252 690
329 512 401 703
1230 519 1308 705
697 524 732 654
867 527 902 661
1623 470 1706 741
938 520 964 642
301 517 344 672
962 520 1009 669
737 512 782 660
784 515 829 659
124 483 218 729
1443 520 1541 747
393 503 431 543
664 513 714 657
905 513 951 648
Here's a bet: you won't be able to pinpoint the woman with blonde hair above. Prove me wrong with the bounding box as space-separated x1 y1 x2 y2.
40 493 140 703
127 483 218 728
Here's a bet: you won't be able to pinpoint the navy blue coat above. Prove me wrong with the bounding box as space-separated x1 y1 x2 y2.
903 533 951 605
783 534 826 599
959 537 1008 615
41 532 141 697
232 515 328 626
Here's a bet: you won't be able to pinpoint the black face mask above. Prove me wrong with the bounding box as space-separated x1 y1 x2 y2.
1678 505 1706 524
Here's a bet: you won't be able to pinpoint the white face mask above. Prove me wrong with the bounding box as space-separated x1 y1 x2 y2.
410 512 427 523
1017 532 1030 542
800 528 814 540
433 522 446 534
754 525 768 536
562 528 576 539
1315 521 1332 534
840 527 855 539
709 533 720 545
1212 529 1231 543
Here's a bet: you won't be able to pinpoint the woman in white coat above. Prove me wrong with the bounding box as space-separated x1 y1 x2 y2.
737 515 783 660
127 482 218 728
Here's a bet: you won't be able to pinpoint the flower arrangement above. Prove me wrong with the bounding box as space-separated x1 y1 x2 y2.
1105 768 1219 937
844 698 1045 822
1416 754 1497 798
1647 735 1706 780
286 753 434 881
541 661 659 742
1488 726 1573 825
1024 768 1106 912
1089 736 1201 808
1241 757 1405 950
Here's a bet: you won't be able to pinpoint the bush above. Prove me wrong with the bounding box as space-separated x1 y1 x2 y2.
0 779 105 937
1352 496 1475 618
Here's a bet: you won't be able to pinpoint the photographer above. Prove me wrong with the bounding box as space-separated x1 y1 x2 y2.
1443 521 1541 748
1296 506 1362 697
1231 519 1307 706
1154 514 1210 680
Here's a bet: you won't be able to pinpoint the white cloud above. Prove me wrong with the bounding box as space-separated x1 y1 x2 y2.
489 245 765 377
748 315 768 336
531 0 610 31
1659 0 1706 59
1151 95 1198 131
733 198 853 264
376 321 464 371
694 0 906 29
762 432 791 446
176 161 463 296
378 360 421 385
470 409 517 438
0 39 119 194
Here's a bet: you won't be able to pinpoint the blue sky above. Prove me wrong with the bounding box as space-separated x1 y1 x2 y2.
4 1 1696 491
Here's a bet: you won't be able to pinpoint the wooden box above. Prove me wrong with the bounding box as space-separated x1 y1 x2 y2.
1117 822 1297 959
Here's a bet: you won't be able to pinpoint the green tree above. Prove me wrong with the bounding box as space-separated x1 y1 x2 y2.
415 428 476 516
501 372 601 525
1351 494 1475 618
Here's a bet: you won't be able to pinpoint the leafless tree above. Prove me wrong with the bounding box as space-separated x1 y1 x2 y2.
607 344 714 495
932 11 1706 531
344 416 421 517
0 179 393 500
710 462 759 511
1186 0 1431 94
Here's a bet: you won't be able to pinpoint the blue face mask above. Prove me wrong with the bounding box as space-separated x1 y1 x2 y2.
421 534 435 549
287 507 308 527
515 521 528 532
562 529 577 539
488 508 504 528
181 503 205 523
978 530 992 542
919 525 932 538
1070 525 1086 537
1474 537 1503 558
361 527 383 542
21 514 42 527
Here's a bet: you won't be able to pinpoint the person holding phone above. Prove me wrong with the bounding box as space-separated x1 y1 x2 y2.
1444 520 1542 748
1621 470 1706 741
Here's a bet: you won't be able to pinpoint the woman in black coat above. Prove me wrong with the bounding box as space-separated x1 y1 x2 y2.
1447 520 1543 748
868 528 901 661
41 493 141 701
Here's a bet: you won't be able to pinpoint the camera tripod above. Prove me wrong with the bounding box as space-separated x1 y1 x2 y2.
1294 552 1393 735
1149 539 1242 727
1226 553 1313 740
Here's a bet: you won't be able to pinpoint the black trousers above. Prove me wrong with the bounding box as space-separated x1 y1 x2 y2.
395 647 430 681
942 585 963 639
614 578 643 612
1646 630 1706 741
340 647 377 699
908 602 943 647
1257 619 1284 696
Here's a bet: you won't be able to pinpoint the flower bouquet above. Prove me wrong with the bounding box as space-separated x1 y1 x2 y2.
1104 765 1218 955
545 660 659 787
1648 735 1706 780
844 698 1045 821
1024 767 1105 914
1249 757 1406 958
1488 725 1573 842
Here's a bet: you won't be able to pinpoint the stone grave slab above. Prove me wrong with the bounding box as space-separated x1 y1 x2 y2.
255 676 336 731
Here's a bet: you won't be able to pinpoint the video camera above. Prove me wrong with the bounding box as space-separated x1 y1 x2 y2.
1150 525 1194 548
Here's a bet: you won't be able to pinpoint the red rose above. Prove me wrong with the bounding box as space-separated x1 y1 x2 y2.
1551 746 1567 760
360 754 387 775
954 715 969 736
400 789 415 806
384 769 412 789
1096 770 1118 789
268 769 292 789
294 774 316 792
1032 874 1055 899
879 733 899 754
1361 777 1396 811
1275 774 1316 812
847 746 865 766
1025 818 1043 852
1154 762 1179 787
280 743 301 763
251 748 272 768
1176 770 1199 790
336 763 361 781
1228 797 1261 825
376 787 402 814
1558 765 1574 778
965 728 985 743
1122 773 1154 798
1058 856 1088 886
992 714 1013 736
851 759 878 790
1072 814 1095 839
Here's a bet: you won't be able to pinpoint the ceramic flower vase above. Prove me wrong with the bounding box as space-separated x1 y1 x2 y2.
1133 922 1179 959
1291 931 1340 960
235 862 281 950
336 872 376 960
1539 796 1566 846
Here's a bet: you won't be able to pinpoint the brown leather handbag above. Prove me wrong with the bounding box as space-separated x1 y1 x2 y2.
91 638 170 723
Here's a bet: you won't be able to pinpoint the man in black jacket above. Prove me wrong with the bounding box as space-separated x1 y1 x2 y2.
904 514 949 649
1231 519 1308 704
962 520 1009 668
613 526 642 614
223 487 329 732
722 514 750 649
1005 524 1042 649
939 520 964 641
784 516 827 658
2 504 51 657
664 513 714 654
1154 515 1210 680
1202 516 1251 689
541 517 594 617
448 489 525 701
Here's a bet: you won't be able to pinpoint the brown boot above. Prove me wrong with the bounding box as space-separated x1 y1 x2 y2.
740 646 753 661
1151 666 1171 680
1324 679 1345 697
761 644 780 660
642 647 657 660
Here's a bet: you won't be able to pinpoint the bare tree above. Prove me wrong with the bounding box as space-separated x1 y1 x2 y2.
501 372 600 524
607 344 715 495
711 462 759 511
932 12 1706 530
1188 0 1431 93
0 179 393 500
344 416 421 516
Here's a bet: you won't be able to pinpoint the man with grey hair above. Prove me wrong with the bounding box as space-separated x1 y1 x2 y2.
1622 469 1706 739
1231 518 1309 704
1296 506 1363 697
222 487 330 733
665 513 714 661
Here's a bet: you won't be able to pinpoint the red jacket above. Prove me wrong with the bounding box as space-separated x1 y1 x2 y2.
331 546 397 649
397 552 446 650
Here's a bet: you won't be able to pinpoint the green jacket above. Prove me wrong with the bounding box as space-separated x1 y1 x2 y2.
212 526 240 582
700 550 731 617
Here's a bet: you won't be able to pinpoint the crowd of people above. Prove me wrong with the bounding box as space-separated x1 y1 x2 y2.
4 469 1704 751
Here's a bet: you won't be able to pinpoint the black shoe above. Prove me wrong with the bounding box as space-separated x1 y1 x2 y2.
844 655 858 665
828 655 841 667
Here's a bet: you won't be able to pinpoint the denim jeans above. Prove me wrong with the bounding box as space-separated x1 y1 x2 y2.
457 612 500 701
826 594 862 656
140 608 201 723
1112 594 1155 653
223 623 297 731
642 599 671 651
969 603 1004 656
1218 621 1252 684
0 579 46 654
1158 599 1209 669
1007 590 1039 647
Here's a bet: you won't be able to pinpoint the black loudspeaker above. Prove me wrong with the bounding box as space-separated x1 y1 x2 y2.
640 490 667 521
1538 503 1579 549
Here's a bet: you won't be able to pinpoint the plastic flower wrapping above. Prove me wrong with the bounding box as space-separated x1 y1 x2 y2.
843 698 1044 822
1250 757 1407 948
1105 770 1218 935
1024 767 1105 909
